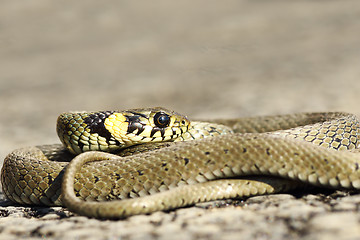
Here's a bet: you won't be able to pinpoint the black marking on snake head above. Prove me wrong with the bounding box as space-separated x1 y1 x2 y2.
126 111 147 118
128 122 145 135
150 127 165 138
183 158 189 165
84 111 115 141
127 115 145 135
160 128 165 137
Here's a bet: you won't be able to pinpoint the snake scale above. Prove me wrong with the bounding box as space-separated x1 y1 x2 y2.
1 107 360 219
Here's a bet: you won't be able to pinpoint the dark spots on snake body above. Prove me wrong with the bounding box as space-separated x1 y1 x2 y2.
206 159 214 165
130 190 139 198
355 163 359 171
115 173 122 180
208 126 217 133
324 159 329 164
47 175 53 184
94 176 100 183
294 152 299 156
126 192 132 198
137 170 144 176
254 164 260 172
223 149 229 154
266 148 271 156
204 151 210 155
183 158 189 165
242 148 247 153
334 138 342 142
335 176 340 183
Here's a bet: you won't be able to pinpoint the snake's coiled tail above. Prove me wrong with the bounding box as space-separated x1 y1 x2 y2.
2 109 360 219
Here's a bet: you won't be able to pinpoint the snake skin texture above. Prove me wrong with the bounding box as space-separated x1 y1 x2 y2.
1 110 360 219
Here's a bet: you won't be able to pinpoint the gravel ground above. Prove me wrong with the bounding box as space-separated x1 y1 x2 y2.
1 1 360 239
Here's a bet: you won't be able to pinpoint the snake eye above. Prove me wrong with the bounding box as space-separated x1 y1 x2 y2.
153 112 171 128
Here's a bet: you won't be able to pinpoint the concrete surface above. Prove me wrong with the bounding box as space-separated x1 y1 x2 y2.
1 1 360 239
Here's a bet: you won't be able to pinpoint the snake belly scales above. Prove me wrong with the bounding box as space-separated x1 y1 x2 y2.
1 107 360 219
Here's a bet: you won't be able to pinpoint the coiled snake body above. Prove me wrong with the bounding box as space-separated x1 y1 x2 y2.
1 108 360 219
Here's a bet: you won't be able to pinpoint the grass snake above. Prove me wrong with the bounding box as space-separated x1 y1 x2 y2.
1 107 360 219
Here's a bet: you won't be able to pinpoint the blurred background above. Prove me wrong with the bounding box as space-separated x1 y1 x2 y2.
1 0 360 164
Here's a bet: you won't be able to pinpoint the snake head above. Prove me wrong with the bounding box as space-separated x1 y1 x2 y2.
57 107 190 154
